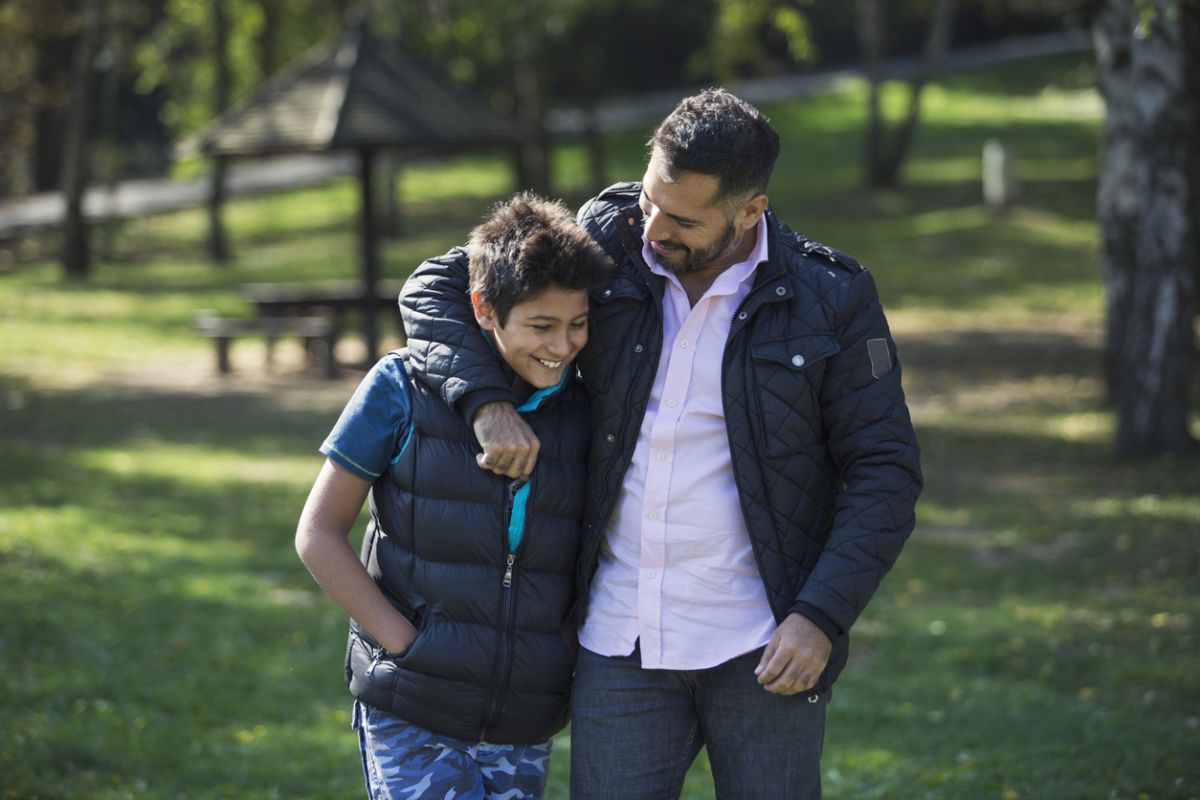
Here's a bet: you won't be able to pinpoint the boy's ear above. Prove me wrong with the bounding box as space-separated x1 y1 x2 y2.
471 291 497 330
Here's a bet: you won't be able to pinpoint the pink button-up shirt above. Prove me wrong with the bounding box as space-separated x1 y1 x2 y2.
578 216 778 669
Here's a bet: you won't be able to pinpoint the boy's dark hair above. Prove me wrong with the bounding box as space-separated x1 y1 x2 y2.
648 88 780 206
468 192 612 326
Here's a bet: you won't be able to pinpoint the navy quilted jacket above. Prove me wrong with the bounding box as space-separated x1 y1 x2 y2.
398 183 922 693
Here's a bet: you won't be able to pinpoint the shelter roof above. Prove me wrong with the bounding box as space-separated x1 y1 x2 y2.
187 18 527 157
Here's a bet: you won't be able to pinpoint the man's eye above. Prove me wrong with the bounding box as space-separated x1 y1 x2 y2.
570 320 587 329
532 324 552 332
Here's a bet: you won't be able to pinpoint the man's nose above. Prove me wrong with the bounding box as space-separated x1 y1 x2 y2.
643 206 668 240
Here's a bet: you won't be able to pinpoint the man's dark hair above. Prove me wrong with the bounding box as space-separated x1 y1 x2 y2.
468 192 612 326
648 88 780 205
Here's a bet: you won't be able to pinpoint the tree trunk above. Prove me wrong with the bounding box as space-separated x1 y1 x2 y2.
1114 0 1199 458
257 0 281 79
61 0 104 281
506 8 550 196
858 0 957 188
206 0 231 263
512 53 551 195
1094 0 1138 404
855 0 886 187
34 31 73 193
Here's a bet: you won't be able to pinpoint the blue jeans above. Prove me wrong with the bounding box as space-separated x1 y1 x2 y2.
570 645 828 800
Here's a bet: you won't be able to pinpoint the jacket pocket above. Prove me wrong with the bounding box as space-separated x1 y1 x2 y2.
750 336 841 457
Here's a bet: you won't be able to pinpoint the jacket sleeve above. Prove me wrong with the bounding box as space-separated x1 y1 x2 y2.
397 246 512 422
791 267 923 636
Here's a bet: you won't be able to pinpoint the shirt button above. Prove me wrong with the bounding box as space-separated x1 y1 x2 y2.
656 452 667 461
680 340 689 349
667 399 678 408
792 354 806 367
648 511 659 520
645 570 655 578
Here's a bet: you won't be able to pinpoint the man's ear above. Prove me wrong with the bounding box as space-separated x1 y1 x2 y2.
736 193 769 231
471 291 497 331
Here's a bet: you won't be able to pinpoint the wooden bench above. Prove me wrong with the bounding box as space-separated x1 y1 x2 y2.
193 311 338 378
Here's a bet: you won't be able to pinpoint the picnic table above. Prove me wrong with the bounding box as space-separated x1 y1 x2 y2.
241 279 407 360
193 279 407 377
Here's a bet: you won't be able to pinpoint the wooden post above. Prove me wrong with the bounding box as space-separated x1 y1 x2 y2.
982 139 1017 213
359 148 380 364
377 151 402 239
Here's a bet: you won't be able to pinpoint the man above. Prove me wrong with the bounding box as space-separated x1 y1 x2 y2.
399 88 922 799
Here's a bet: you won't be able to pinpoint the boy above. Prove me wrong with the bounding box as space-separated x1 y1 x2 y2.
295 193 611 799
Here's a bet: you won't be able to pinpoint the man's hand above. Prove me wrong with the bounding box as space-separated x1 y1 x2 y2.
472 401 540 479
754 613 833 695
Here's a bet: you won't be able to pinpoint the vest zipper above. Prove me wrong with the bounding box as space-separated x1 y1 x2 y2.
481 479 526 740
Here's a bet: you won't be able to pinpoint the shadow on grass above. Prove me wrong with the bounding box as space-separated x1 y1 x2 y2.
1 380 365 797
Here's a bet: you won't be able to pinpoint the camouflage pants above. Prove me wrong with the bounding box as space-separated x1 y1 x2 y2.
352 701 553 799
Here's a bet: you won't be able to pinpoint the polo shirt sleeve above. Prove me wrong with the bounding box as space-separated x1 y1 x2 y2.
320 354 412 481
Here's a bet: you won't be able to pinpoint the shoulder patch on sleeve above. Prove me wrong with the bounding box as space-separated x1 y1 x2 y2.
801 239 865 273
867 338 893 378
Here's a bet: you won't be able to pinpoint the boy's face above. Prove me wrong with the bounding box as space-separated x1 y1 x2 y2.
473 285 590 391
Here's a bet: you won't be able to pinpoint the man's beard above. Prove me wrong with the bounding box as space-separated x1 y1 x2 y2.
661 217 739 275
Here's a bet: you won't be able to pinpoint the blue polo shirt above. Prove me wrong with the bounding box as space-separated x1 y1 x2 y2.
320 353 413 482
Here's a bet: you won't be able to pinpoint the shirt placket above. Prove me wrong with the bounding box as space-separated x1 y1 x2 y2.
636 286 705 666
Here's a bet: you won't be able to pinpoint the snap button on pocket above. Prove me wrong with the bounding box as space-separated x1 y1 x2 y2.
791 354 806 367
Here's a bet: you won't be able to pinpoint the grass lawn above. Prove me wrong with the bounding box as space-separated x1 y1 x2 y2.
2 52 1198 799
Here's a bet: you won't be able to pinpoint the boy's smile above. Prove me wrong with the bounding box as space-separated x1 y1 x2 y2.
473 285 590 393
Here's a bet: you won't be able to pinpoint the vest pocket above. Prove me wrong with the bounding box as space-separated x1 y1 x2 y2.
750 336 840 457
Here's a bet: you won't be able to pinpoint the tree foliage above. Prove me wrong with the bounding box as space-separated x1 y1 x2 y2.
133 0 340 137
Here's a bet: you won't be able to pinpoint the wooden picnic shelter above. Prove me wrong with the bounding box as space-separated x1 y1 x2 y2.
187 14 528 364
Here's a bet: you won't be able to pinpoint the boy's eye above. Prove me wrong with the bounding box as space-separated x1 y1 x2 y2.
570 320 587 329
531 324 552 332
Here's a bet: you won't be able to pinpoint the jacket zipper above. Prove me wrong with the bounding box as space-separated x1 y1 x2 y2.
481 479 526 739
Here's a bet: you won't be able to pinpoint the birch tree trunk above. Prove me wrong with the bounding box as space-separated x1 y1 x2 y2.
1112 0 1199 457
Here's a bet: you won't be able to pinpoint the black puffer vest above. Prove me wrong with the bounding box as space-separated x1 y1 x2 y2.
346 353 589 744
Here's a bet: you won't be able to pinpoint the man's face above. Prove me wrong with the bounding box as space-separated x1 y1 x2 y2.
474 285 590 391
638 150 745 275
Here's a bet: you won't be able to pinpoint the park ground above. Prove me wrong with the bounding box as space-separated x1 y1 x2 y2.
1 52 1198 799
